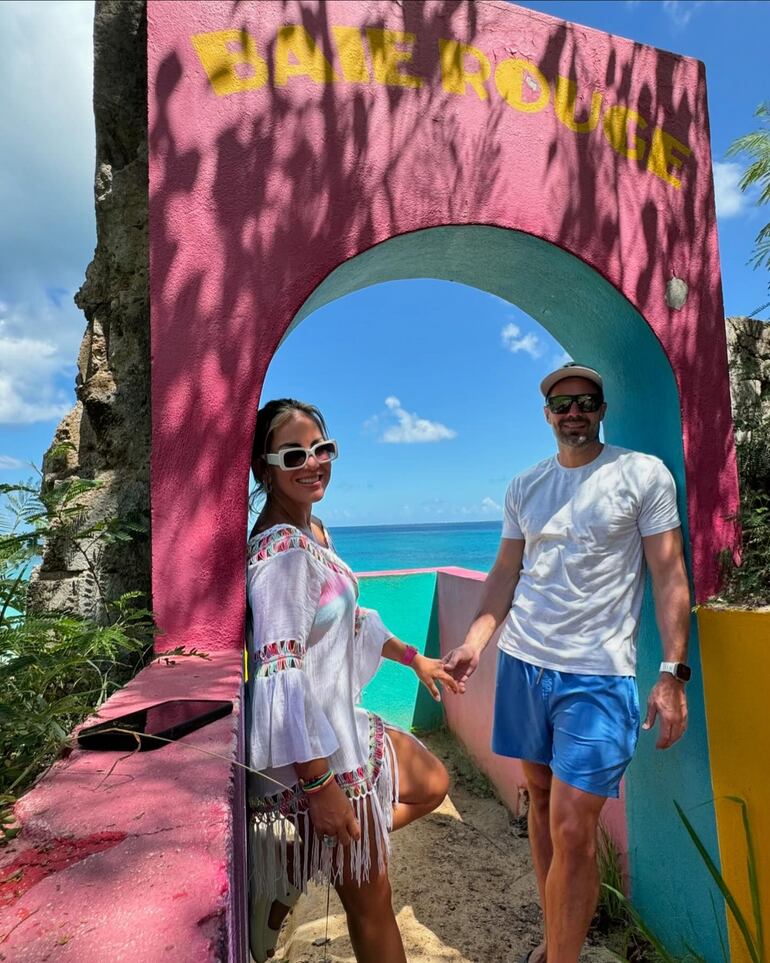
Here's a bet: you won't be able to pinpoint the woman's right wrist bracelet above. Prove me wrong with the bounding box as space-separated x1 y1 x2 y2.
300 769 335 794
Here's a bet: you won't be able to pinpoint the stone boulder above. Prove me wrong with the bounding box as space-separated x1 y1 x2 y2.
29 1 150 621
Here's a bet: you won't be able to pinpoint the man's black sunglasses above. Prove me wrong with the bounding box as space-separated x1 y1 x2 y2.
546 393 603 414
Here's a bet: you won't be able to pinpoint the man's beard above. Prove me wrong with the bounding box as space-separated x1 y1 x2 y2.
554 420 599 448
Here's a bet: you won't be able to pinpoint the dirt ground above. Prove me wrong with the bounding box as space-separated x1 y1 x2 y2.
274 730 622 963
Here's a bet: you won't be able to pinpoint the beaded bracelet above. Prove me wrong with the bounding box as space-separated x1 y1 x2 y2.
300 769 335 794
401 644 418 666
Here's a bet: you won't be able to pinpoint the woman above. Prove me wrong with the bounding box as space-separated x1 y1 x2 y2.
247 398 457 963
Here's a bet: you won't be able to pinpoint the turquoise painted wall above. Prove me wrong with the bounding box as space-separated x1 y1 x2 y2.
294 227 726 959
357 572 443 732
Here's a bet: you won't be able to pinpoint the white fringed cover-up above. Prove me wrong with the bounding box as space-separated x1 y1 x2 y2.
246 525 397 897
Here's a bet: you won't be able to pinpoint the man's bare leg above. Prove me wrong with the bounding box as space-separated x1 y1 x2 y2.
545 776 607 963
521 761 553 963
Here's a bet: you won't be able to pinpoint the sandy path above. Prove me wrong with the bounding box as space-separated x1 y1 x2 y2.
274 730 620 963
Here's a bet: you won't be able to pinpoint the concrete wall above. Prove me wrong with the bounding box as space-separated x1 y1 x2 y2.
357 571 443 731
146 2 737 956
148 0 738 654
0 653 246 963
699 607 770 963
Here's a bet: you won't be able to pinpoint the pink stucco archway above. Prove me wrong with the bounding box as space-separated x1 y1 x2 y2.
146 3 738 952
148 0 738 651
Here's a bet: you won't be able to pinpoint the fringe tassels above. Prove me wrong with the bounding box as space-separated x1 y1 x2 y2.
249 734 399 899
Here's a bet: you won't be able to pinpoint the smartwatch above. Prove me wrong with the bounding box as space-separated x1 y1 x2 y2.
659 661 691 682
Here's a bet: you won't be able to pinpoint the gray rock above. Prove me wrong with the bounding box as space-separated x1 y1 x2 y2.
29 1 150 622
725 316 770 441
665 276 688 309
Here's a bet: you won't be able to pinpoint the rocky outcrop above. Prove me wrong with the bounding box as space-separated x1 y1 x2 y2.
725 315 770 439
29 1 150 621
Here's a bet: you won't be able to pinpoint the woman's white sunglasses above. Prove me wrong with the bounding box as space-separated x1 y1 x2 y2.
263 439 339 471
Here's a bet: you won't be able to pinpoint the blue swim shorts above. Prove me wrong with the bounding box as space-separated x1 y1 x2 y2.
491 651 640 798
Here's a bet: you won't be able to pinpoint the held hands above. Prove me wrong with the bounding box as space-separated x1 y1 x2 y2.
643 675 688 749
441 643 482 694
411 654 460 702
306 779 361 846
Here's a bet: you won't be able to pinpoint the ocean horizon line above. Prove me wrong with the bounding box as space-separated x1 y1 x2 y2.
329 518 503 533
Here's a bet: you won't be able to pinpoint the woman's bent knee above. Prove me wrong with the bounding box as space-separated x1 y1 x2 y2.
428 759 450 808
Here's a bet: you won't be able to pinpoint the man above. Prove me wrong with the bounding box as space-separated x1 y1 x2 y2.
443 363 690 963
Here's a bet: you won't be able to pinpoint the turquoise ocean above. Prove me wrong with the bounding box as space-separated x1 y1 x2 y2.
328 520 502 574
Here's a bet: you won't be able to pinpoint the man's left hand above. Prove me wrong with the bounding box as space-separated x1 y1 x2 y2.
642 675 688 749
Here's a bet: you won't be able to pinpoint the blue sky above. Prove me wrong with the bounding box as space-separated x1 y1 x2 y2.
1 0 768 526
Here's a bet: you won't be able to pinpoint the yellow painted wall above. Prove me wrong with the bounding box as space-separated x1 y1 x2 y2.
698 607 770 963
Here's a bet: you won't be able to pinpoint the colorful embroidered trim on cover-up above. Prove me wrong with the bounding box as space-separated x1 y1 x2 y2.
247 526 355 581
254 638 305 677
250 713 386 818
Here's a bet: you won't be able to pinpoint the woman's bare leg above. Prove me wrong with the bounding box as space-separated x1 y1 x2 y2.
262 729 448 957
385 726 450 831
265 839 298 943
335 797 407 963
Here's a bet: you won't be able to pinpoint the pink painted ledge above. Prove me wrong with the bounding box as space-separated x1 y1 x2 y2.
356 565 486 580
0 650 247 963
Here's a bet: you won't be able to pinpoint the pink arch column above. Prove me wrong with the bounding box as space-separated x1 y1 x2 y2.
148 0 737 651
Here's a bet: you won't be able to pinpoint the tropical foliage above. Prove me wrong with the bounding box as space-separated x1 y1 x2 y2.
601 797 765 963
718 414 770 607
0 458 154 841
727 102 770 311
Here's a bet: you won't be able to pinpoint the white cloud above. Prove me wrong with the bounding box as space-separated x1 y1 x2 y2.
0 455 24 469
0 305 75 423
0 2 94 429
662 1 705 28
713 161 747 219
501 322 544 359
323 506 353 521
421 497 447 516
377 396 457 444
460 497 502 518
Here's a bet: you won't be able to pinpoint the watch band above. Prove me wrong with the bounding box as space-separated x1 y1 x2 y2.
659 661 691 682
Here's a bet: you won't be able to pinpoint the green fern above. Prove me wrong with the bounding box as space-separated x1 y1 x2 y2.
0 473 155 843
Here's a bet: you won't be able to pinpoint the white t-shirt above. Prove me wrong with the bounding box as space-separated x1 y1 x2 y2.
498 444 680 676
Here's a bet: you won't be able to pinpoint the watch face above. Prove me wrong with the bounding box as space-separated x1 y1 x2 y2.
675 663 692 682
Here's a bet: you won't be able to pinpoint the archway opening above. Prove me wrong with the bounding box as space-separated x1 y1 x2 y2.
257 274 568 566
288 227 685 484
251 224 723 952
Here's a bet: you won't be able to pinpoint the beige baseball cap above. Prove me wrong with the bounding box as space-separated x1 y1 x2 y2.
540 362 604 398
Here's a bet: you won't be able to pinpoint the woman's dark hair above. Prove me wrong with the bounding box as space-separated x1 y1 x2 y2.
250 398 330 496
